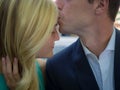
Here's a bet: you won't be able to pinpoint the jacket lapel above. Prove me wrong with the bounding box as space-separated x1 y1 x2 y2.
73 39 99 90
114 29 120 90
71 29 120 90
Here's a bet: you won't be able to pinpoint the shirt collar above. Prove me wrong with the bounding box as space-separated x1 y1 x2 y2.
81 41 91 55
81 28 116 55
105 28 115 51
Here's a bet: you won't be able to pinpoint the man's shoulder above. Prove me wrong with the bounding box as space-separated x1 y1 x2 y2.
47 45 74 64
115 28 120 40
116 28 120 34
47 38 81 66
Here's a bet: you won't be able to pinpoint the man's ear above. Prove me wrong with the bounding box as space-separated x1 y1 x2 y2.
95 0 109 15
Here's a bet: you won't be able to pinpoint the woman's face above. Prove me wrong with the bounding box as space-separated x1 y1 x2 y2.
37 26 60 58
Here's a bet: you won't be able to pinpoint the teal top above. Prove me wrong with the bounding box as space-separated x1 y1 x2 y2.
36 61 45 90
0 61 45 90
0 74 9 90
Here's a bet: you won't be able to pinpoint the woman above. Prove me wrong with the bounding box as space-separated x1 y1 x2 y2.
1 26 60 90
0 0 58 90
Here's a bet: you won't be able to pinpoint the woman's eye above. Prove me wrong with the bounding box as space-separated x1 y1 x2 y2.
52 31 55 34
54 24 57 27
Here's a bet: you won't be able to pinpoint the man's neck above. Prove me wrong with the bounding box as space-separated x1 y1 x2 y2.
79 27 113 57
82 39 109 57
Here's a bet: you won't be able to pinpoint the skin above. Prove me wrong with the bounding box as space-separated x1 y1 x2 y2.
56 0 113 57
1 57 20 89
57 0 96 34
37 26 60 58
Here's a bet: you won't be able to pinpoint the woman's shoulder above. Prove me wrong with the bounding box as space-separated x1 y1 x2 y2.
36 58 47 80
36 58 47 90
0 74 9 90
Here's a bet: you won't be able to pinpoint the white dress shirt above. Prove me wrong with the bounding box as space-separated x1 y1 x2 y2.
81 29 115 90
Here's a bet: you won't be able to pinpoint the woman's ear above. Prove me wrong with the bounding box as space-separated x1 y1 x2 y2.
94 0 109 15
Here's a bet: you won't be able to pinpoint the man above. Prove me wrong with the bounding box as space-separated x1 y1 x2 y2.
46 0 120 90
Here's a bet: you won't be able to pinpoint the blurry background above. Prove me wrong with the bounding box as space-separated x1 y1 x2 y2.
53 35 78 54
114 7 120 30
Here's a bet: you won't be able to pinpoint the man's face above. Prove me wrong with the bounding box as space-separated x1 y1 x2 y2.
56 0 96 34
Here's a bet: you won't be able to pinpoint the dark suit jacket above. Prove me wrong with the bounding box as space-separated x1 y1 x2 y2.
46 29 120 90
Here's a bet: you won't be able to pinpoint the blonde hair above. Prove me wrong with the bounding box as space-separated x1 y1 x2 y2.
0 0 58 90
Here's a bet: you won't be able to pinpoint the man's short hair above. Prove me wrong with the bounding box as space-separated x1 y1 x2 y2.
88 0 120 21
